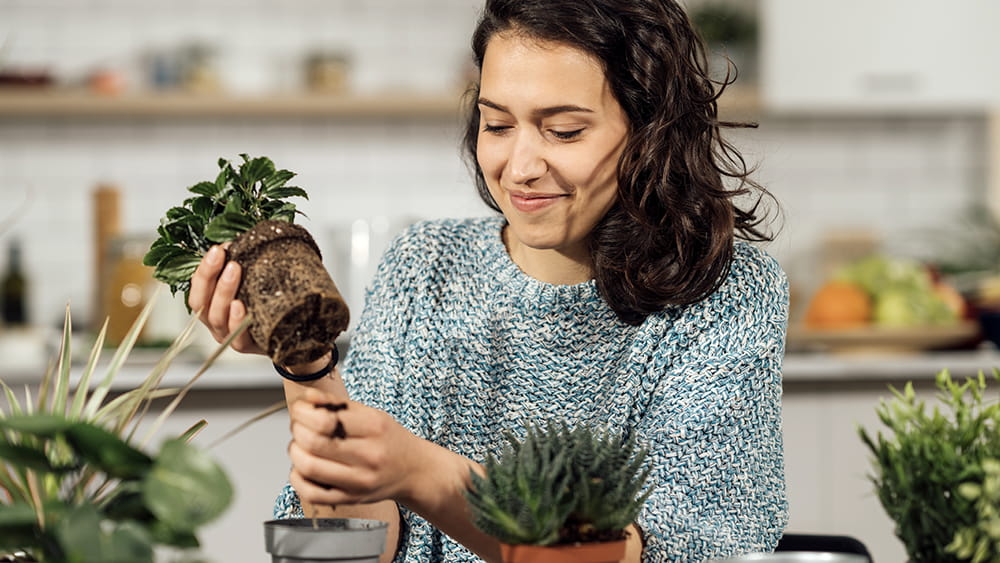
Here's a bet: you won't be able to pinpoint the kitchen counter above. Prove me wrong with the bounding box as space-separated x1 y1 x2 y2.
782 347 1000 384
5 345 999 391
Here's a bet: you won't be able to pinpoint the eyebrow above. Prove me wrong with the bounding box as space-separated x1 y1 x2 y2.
477 97 594 118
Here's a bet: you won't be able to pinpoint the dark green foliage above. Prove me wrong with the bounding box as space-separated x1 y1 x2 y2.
690 2 758 46
466 421 650 546
859 369 1000 563
0 415 232 562
143 154 307 306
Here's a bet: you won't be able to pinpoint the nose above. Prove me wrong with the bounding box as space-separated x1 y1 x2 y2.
505 130 547 185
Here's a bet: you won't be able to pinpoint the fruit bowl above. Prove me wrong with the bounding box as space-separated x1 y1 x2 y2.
786 321 981 355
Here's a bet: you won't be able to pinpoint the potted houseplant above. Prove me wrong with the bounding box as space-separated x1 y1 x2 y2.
858 369 1000 563
0 300 234 562
465 421 651 563
143 154 350 366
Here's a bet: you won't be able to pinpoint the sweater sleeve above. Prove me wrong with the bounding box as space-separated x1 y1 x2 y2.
635 247 789 562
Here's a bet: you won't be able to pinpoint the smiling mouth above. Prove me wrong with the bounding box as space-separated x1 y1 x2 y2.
508 191 566 213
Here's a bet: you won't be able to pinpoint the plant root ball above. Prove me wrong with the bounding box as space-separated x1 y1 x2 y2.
228 220 349 366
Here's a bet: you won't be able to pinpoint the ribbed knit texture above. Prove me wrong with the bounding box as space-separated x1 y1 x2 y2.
273 215 790 562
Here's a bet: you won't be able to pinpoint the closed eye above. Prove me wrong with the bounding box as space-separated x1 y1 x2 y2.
551 128 584 141
483 124 512 135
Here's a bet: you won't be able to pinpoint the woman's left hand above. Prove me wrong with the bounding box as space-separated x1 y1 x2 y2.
287 388 427 508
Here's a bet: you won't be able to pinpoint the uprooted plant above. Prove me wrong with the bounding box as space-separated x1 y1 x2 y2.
143 154 349 366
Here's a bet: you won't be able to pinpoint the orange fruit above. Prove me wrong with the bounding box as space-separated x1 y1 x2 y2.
804 280 872 329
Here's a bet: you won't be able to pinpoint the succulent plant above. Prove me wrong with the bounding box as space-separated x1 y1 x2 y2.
0 299 236 562
466 421 651 546
142 154 307 307
859 369 1000 563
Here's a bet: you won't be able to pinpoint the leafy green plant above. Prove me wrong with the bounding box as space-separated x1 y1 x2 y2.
949 458 1000 562
465 421 650 546
0 297 242 562
859 369 1000 563
142 154 307 306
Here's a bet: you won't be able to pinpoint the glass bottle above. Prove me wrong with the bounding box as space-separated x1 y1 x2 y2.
1 239 28 326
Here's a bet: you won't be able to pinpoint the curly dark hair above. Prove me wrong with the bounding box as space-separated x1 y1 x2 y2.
463 0 779 325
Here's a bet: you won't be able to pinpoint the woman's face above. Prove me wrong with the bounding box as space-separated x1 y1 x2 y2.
476 33 629 272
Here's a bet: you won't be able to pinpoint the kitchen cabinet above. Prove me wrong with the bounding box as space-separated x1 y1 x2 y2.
761 0 1000 113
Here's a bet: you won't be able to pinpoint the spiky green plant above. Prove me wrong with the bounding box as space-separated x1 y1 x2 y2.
859 369 1000 563
466 421 650 546
142 154 307 306
0 295 245 562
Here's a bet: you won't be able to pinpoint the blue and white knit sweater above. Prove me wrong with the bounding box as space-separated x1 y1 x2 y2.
274 215 789 562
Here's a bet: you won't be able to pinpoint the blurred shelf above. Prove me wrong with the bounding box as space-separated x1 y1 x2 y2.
0 88 468 120
0 85 762 121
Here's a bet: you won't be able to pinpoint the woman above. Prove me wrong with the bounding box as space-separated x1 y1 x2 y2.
189 0 788 561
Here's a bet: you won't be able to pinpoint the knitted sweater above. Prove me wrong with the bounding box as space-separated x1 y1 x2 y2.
273 215 790 562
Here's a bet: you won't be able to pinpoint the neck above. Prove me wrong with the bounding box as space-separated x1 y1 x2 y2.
502 227 593 285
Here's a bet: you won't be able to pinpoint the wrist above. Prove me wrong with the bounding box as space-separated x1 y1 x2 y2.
274 348 337 382
398 441 478 514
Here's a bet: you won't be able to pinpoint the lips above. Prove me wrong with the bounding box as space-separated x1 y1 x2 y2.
508 190 566 213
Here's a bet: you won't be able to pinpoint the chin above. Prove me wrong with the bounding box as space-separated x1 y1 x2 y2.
507 226 566 251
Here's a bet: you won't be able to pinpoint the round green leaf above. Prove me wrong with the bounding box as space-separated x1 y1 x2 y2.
65 422 152 480
142 439 232 532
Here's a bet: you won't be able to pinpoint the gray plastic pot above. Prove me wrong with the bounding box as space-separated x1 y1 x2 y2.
264 518 388 563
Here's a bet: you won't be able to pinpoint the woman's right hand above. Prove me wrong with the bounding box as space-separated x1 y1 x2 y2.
187 244 265 356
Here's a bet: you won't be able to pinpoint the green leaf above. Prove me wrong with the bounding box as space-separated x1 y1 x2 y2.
142 439 232 532
0 441 68 473
142 241 176 267
0 503 40 551
239 155 275 187
187 181 219 197
55 504 155 563
64 422 153 480
262 169 297 192
101 488 154 522
204 212 255 242
263 186 307 201
0 413 75 436
147 154 309 291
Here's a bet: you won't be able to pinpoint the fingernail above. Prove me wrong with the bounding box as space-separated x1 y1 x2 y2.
222 262 239 282
206 246 222 264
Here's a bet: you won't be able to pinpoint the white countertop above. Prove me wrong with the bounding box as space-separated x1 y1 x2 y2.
4 337 999 391
781 347 1000 382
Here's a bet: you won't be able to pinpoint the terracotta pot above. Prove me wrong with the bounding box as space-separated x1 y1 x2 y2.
228 220 350 366
501 540 627 563
263 518 387 563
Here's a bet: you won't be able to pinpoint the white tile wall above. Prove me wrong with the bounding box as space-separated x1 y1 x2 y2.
0 0 988 327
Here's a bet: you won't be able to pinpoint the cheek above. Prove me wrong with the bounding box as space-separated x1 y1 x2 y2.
476 135 504 182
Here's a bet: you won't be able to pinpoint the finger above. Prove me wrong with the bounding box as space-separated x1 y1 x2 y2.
290 467 352 506
188 245 226 315
289 394 349 436
289 418 368 467
289 443 378 499
227 300 262 354
206 260 242 336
